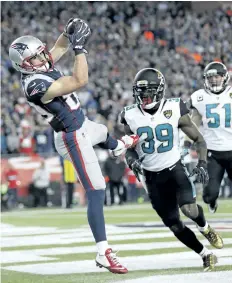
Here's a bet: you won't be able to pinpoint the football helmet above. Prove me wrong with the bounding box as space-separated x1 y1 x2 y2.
203 62 230 94
133 68 165 109
9 36 53 74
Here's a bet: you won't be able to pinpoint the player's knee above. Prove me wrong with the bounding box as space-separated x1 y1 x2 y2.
180 203 199 219
162 216 184 233
203 189 218 204
168 220 185 234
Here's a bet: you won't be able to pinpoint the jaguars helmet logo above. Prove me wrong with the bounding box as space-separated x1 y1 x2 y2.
163 110 172 119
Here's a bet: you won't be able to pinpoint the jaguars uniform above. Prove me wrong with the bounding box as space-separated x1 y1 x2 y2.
191 85 232 205
121 97 197 208
21 69 106 190
122 98 187 172
191 85 232 151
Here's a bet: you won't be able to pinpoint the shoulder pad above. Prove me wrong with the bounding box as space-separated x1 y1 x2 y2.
167 98 180 103
24 74 54 102
124 104 137 112
191 89 205 105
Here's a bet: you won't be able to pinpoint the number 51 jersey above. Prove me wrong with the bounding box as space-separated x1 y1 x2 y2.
191 85 232 151
121 98 188 172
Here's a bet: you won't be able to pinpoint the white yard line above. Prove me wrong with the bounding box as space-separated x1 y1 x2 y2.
115 271 232 283
3 249 232 275
2 239 232 264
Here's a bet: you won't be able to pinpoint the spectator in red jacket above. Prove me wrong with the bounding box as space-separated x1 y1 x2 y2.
19 120 36 156
4 163 19 208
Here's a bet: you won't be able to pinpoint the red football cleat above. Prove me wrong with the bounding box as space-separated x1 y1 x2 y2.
96 248 128 274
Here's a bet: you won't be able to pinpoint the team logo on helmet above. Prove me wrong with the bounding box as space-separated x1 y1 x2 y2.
163 110 172 119
11 43 28 55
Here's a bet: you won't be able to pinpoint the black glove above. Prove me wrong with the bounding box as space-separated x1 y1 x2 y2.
63 18 91 55
130 158 145 182
189 160 209 186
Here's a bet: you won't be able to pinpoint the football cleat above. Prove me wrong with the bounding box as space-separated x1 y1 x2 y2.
208 201 218 214
200 225 223 249
111 134 139 157
203 253 218 272
96 248 128 274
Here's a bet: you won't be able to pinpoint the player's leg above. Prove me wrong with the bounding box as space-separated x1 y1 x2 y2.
203 151 225 213
224 150 232 182
174 161 223 249
84 118 138 156
145 168 216 271
54 130 128 274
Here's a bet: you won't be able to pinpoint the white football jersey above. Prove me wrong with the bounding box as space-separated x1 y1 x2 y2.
123 98 185 172
191 86 232 151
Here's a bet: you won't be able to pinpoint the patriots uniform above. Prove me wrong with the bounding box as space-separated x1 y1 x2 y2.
21 68 85 133
121 98 189 172
21 68 107 191
191 85 232 151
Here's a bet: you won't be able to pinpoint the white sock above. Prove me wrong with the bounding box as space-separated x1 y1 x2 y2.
199 246 212 258
97 241 109 255
197 221 209 232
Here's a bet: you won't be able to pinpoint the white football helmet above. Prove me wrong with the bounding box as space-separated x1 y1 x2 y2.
9 35 53 74
204 62 230 94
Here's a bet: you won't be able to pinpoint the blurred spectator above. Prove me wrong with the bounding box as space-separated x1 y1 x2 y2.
19 120 36 155
104 154 126 205
32 160 50 207
125 167 138 202
1 2 231 157
3 163 19 209
63 159 76 208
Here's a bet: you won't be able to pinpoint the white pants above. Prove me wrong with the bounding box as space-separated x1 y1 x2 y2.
54 119 108 190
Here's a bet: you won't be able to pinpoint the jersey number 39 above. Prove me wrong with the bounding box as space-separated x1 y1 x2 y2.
137 123 173 154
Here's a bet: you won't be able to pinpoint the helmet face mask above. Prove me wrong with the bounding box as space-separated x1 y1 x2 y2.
9 36 54 74
204 62 230 94
133 68 165 109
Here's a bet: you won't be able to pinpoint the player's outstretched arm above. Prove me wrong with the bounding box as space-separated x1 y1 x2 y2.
41 19 91 103
179 114 207 162
41 53 88 103
50 33 70 63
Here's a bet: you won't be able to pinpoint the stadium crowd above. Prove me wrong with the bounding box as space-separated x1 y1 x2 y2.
1 1 232 155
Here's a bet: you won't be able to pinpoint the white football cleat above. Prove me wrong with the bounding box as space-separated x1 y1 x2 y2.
96 248 128 274
111 134 139 157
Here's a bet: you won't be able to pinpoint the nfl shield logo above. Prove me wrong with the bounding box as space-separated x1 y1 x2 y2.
164 110 172 119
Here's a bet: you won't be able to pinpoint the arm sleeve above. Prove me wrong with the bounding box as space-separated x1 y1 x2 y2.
179 98 190 116
25 78 53 103
120 110 127 125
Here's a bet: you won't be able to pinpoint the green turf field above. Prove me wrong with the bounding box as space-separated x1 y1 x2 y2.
1 200 232 283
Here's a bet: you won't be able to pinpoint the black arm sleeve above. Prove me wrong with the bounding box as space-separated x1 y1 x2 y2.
180 98 190 116
125 148 139 169
120 110 127 125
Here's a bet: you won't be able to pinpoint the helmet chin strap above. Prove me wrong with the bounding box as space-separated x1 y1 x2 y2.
36 62 50 72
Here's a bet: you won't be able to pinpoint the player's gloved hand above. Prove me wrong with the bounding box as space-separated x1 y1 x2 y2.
63 18 91 55
189 160 209 186
130 157 145 182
